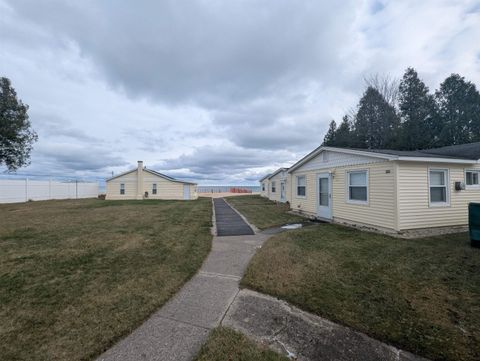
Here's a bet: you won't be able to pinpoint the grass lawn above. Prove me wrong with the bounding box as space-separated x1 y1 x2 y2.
0 198 212 361
194 327 288 361
226 195 304 229
242 224 480 361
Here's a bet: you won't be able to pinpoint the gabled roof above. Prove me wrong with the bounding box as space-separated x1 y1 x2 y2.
106 167 196 185
259 174 271 182
268 167 289 180
288 143 480 173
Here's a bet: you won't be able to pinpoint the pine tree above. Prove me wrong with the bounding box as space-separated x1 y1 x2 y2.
0 77 37 171
398 68 437 150
334 115 352 147
322 120 337 146
354 87 400 149
435 74 480 145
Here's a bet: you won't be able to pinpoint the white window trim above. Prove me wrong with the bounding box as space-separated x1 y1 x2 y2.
120 183 125 195
345 169 369 205
262 183 265 192
271 181 276 193
465 169 480 189
428 168 450 207
152 183 157 194
296 175 307 198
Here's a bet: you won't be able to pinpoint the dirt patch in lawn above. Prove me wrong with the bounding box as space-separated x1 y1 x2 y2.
194 327 288 361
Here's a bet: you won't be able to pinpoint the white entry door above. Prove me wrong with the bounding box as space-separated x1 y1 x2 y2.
280 181 286 202
317 173 332 220
183 185 190 200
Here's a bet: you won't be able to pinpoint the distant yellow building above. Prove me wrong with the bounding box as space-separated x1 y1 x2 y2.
106 161 197 200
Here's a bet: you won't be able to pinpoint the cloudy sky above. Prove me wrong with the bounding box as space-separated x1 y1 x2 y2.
1 0 479 184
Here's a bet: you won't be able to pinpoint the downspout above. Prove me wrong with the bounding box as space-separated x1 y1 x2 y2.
394 161 400 232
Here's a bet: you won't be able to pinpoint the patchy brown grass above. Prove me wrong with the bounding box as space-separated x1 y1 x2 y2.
242 224 480 361
226 195 304 229
0 198 212 361
194 327 288 361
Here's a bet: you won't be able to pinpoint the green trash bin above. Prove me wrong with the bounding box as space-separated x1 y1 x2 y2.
469 203 480 248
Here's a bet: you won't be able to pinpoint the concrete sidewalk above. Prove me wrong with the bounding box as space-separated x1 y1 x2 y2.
97 199 429 361
223 289 429 361
97 231 268 361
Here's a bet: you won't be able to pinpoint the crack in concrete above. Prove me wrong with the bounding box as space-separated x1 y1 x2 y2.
198 271 241 281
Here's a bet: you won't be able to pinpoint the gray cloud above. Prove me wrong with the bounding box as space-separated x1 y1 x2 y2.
156 145 293 183
1 0 479 183
7 0 357 106
34 114 100 143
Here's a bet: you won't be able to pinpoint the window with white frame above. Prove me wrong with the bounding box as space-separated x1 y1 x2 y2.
262 183 265 191
466 170 480 187
152 183 157 194
429 169 448 204
347 170 368 203
296 175 306 197
271 181 276 193
120 183 125 195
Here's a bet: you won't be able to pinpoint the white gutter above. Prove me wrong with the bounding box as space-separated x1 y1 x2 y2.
396 156 475 164
288 146 478 173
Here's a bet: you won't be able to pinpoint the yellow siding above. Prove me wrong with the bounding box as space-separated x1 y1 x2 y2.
267 172 288 203
397 162 480 230
106 169 197 200
260 180 269 198
267 174 280 202
290 161 396 230
106 171 138 200
143 174 184 200
285 173 292 204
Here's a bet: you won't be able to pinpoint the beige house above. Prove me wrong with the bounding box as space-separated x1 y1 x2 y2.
262 143 480 233
265 168 290 203
106 161 197 200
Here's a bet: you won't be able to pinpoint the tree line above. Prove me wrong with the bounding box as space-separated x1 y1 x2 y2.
322 68 480 150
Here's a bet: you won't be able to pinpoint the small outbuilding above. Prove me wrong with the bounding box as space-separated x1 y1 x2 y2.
106 161 197 200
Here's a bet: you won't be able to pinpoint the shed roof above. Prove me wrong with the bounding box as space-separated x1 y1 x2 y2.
106 167 196 185
267 167 289 179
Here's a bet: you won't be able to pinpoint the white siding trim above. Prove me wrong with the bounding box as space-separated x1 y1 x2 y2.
398 156 474 164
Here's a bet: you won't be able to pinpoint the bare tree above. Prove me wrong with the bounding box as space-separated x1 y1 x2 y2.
364 73 400 108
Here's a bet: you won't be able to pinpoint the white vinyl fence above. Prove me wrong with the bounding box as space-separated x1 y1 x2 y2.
0 179 99 203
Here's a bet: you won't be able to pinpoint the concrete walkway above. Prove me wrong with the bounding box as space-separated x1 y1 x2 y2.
97 199 265 361
223 289 428 361
97 198 429 361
